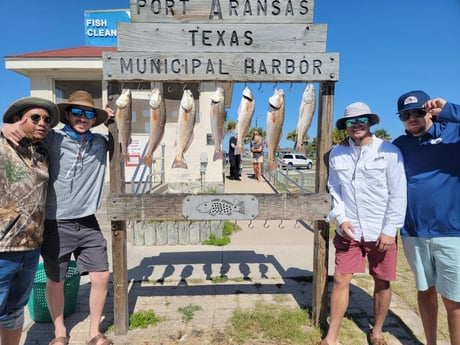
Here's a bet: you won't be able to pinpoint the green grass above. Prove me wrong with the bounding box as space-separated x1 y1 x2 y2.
178 304 202 323
229 302 322 344
202 220 241 246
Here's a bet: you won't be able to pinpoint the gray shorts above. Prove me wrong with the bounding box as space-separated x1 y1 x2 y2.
41 215 109 282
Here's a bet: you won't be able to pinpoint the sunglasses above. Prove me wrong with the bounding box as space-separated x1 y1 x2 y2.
345 117 369 128
69 107 96 119
29 114 53 125
399 109 426 122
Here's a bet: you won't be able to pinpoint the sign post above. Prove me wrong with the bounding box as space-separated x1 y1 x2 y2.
104 0 337 333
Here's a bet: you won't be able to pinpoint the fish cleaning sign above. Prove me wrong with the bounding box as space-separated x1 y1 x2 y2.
183 195 259 220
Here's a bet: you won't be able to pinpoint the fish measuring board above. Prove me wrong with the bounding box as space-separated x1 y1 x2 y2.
183 195 258 220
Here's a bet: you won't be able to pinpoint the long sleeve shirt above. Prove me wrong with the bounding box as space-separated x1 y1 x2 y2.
0 137 49 251
393 102 460 237
327 135 407 241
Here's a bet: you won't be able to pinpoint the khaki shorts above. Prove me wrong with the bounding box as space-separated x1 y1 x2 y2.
253 156 263 163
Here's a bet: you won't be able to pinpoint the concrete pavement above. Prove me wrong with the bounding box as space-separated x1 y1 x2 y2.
20 169 443 345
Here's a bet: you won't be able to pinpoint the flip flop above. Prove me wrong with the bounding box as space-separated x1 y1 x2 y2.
86 333 113 345
49 336 69 345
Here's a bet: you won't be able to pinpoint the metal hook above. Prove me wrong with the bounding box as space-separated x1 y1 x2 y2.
289 82 294 92
294 220 301 229
263 220 270 228
167 85 174 93
273 82 278 90
248 220 255 229
278 220 285 229
258 82 263 93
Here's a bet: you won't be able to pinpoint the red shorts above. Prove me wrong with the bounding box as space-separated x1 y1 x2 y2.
333 233 397 281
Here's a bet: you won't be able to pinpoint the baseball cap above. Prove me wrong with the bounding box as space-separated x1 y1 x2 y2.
397 90 430 114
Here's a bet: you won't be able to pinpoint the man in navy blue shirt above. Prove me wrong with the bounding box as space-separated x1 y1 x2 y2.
393 91 460 345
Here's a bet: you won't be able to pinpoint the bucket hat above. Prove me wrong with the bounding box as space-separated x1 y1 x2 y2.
58 90 108 127
336 102 380 130
397 90 430 114
3 96 60 128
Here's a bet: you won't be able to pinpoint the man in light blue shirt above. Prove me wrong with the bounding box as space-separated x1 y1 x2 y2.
317 102 406 345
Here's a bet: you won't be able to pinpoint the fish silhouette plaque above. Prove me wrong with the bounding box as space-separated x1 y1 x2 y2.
182 195 258 220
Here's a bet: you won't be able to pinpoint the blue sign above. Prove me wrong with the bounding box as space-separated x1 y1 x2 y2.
84 10 130 47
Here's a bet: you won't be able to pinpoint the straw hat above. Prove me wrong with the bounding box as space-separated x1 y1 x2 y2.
58 90 108 127
3 96 60 128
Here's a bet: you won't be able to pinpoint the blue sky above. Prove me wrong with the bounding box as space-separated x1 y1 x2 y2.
2 0 460 149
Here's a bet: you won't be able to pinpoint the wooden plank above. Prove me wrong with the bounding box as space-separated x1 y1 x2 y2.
312 81 334 328
117 23 326 53
130 0 314 24
107 82 129 335
106 193 331 221
103 51 339 82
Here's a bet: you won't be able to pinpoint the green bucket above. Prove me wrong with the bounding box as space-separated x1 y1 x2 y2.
28 261 80 323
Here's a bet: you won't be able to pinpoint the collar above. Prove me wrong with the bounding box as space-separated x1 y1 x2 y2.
63 124 93 141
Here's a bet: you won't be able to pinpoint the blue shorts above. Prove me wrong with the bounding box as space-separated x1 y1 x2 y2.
402 236 460 302
0 249 40 329
41 215 109 282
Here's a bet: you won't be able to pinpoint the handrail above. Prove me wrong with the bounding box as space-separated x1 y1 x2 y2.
130 143 166 194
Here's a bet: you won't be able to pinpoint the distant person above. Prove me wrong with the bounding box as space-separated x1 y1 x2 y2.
251 134 263 182
2 90 115 345
317 102 407 345
0 96 59 345
228 132 241 180
393 91 460 345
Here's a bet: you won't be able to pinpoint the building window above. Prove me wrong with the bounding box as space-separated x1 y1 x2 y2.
55 80 103 107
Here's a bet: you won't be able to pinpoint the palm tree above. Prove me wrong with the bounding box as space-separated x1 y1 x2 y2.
374 129 392 141
332 128 348 145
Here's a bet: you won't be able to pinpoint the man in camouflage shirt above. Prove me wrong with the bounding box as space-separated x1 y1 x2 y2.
0 96 59 345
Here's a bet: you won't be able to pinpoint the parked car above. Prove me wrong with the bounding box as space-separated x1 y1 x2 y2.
279 153 313 169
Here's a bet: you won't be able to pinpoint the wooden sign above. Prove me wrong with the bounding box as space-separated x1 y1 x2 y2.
130 0 314 24
117 23 327 53
103 51 339 82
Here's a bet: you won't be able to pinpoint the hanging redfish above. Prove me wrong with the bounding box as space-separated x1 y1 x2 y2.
266 89 285 171
143 88 166 166
236 87 255 154
295 83 316 154
115 88 132 162
210 87 226 161
172 88 196 169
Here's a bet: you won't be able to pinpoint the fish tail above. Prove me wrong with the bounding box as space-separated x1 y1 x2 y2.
172 156 188 169
213 150 224 161
121 151 130 162
236 201 245 214
143 155 153 166
267 159 278 171
295 143 305 154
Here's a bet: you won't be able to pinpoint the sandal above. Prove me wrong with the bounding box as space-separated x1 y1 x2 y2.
86 333 114 345
49 336 69 345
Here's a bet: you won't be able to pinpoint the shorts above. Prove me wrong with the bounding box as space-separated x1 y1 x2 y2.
402 236 460 302
41 215 109 282
253 156 263 163
0 248 40 329
333 233 397 281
